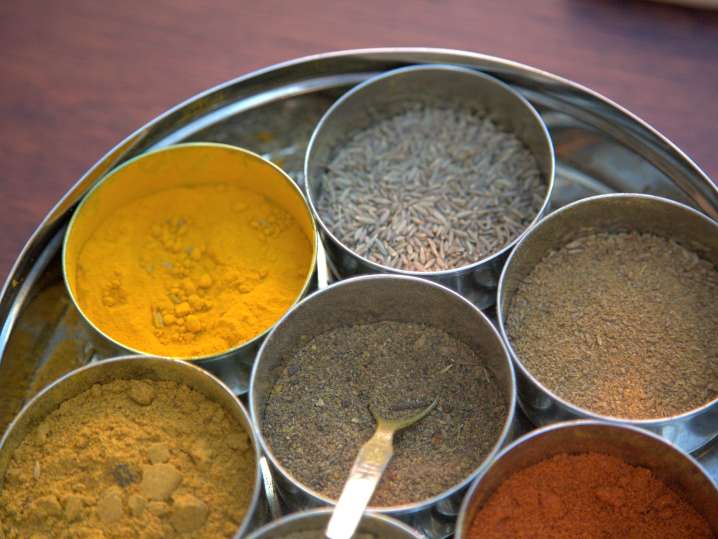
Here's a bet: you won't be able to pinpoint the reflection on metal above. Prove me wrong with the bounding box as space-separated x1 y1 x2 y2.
0 49 716 535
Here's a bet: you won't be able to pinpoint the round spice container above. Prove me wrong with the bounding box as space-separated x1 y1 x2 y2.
243 508 424 539
305 64 554 308
455 421 718 538
497 193 718 452
250 275 516 534
0 356 262 538
63 143 317 393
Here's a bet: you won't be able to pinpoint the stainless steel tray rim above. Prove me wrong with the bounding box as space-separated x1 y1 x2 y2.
303 48 716 195
1 48 717 509
3 46 716 321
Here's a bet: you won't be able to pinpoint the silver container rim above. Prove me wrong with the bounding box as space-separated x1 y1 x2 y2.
304 63 556 277
249 273 517 515
61 142 318 363
244 506 425 539
0 354 264 538
4 47 717 368
497 192 718 425
454 418 718 538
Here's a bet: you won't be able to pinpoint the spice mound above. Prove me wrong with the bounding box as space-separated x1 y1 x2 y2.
508 231 718 418
263 321 507 506
317 101 545 271
0 379 256 538
468 453 713 539
74 183 313 357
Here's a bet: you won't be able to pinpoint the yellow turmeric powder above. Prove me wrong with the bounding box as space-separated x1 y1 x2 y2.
72 183 313 358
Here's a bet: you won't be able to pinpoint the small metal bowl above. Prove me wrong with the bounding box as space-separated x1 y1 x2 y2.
250 275 516 537
456 421 718 537
305 64 554 308
497 193 718 452
0 355 264 537
62 142 318 394
244 507 423 539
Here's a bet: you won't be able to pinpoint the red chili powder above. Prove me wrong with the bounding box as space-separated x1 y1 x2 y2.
468 453 714 538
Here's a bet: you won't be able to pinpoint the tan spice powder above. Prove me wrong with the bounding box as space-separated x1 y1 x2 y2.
0 379 255 538
508 231 718 418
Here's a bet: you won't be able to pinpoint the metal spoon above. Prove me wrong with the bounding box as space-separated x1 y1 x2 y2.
325 398 438 539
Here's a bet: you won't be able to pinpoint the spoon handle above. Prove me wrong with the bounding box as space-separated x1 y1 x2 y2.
325 426 394 539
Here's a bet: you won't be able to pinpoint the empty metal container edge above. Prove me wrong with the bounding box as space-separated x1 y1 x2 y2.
243 507 424 539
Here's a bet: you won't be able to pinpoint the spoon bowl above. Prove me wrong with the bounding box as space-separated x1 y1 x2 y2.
326 399 438 539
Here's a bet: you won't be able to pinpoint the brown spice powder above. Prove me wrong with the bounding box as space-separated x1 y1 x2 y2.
469 453 713 539
0 379 255 538
263 321 507 506
508 231 718 418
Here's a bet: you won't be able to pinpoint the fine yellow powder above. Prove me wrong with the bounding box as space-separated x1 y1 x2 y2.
73 184 313 357
0 379 256 539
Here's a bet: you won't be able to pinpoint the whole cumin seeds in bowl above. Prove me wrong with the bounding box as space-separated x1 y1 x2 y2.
497 193 718 452
305 64 554 307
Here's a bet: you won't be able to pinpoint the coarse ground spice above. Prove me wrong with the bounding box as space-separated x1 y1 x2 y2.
262 321 507 506
0 379 256 538
317 101 545 271
469 452 713 538
507 231 718 418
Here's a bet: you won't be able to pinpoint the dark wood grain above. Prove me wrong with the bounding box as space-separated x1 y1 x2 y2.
1 0 717 283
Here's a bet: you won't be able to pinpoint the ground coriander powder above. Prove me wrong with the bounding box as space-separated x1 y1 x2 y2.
508 230 718 418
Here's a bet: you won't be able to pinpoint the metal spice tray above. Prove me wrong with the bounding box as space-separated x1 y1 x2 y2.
1 47 717 521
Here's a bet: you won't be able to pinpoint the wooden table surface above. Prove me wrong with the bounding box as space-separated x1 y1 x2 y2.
1 0 717 283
